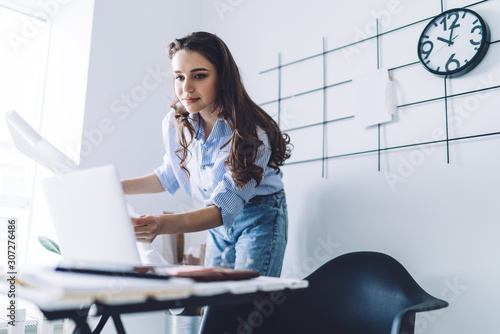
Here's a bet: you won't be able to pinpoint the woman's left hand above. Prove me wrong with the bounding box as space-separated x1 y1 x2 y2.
132 215 161 243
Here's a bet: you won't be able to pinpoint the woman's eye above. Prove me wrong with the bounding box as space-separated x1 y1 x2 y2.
194 74 206 79
175 76 184 81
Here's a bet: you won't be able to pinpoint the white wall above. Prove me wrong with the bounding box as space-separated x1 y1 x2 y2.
27 0 499 332
80 0 201 210
79 0 208 251
201 0 500 333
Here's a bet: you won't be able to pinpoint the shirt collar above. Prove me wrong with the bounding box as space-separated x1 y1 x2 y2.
192 113 232 142
209 118 232 141
190 113 203 141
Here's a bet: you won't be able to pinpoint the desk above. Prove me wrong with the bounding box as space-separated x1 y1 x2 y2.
2 268 308 334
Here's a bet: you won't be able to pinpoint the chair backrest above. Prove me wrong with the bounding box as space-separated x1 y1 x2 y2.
269 251 448 334
199 251 448 334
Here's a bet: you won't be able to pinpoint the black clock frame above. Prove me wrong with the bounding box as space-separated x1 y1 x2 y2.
417 8 491 78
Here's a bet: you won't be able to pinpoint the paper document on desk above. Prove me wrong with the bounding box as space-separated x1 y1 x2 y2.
15 267 194 301
127 203 170 266
137 242 170 266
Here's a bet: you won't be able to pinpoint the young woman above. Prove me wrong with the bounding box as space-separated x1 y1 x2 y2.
121 31 291 277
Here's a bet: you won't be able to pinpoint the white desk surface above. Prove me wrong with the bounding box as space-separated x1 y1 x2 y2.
1 267 308 312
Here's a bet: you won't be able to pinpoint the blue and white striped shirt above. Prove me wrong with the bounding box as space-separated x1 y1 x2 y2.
155 109 284 228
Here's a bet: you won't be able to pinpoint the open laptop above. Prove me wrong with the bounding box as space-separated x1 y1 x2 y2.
41 164 143 268
6 110 261 281
5 110 166 277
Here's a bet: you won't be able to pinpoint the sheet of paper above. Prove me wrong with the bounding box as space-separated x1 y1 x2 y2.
352 68 397 127
127 202 171 266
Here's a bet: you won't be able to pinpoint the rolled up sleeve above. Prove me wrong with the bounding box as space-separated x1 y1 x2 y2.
205 130 272 228
155 156 180 195
206 175 256 228
154 109 180 195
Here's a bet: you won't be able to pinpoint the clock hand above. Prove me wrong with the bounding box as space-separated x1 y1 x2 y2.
430 35 461 58
436 28 457 46
448 27 455 45
437 37 453 46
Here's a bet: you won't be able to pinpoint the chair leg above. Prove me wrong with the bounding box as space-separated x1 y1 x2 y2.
91 314 110 334
70 315 92 334
111 314 126 334
200 303 259 334
398 313 416 334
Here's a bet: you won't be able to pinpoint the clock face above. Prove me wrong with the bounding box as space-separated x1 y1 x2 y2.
417 8 490 78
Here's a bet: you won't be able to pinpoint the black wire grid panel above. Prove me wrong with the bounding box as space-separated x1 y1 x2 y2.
258 0 499 176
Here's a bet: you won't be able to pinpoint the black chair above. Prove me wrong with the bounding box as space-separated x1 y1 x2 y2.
199 251 449 334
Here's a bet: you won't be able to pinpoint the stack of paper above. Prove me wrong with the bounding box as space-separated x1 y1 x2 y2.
1 268 194 310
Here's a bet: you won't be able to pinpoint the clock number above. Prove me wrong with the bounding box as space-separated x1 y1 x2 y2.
421 40 434 59
447 13 460 30
470 25 483 46
445 53 460 72
439 16 447 31
440 12 460 31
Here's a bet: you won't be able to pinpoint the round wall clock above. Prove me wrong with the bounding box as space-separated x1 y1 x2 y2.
417 8 490 78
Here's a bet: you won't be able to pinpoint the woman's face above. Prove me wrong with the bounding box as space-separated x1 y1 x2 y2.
172 50 219 116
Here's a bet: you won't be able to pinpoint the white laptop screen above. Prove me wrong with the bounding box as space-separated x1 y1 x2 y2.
42 165 142 267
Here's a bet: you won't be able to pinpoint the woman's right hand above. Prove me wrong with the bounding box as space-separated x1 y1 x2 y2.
132 215 161 243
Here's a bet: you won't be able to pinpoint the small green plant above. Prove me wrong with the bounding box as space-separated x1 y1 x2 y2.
38 235 61 255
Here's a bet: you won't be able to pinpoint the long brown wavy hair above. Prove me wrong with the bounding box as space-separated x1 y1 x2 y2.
167 31 291 189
